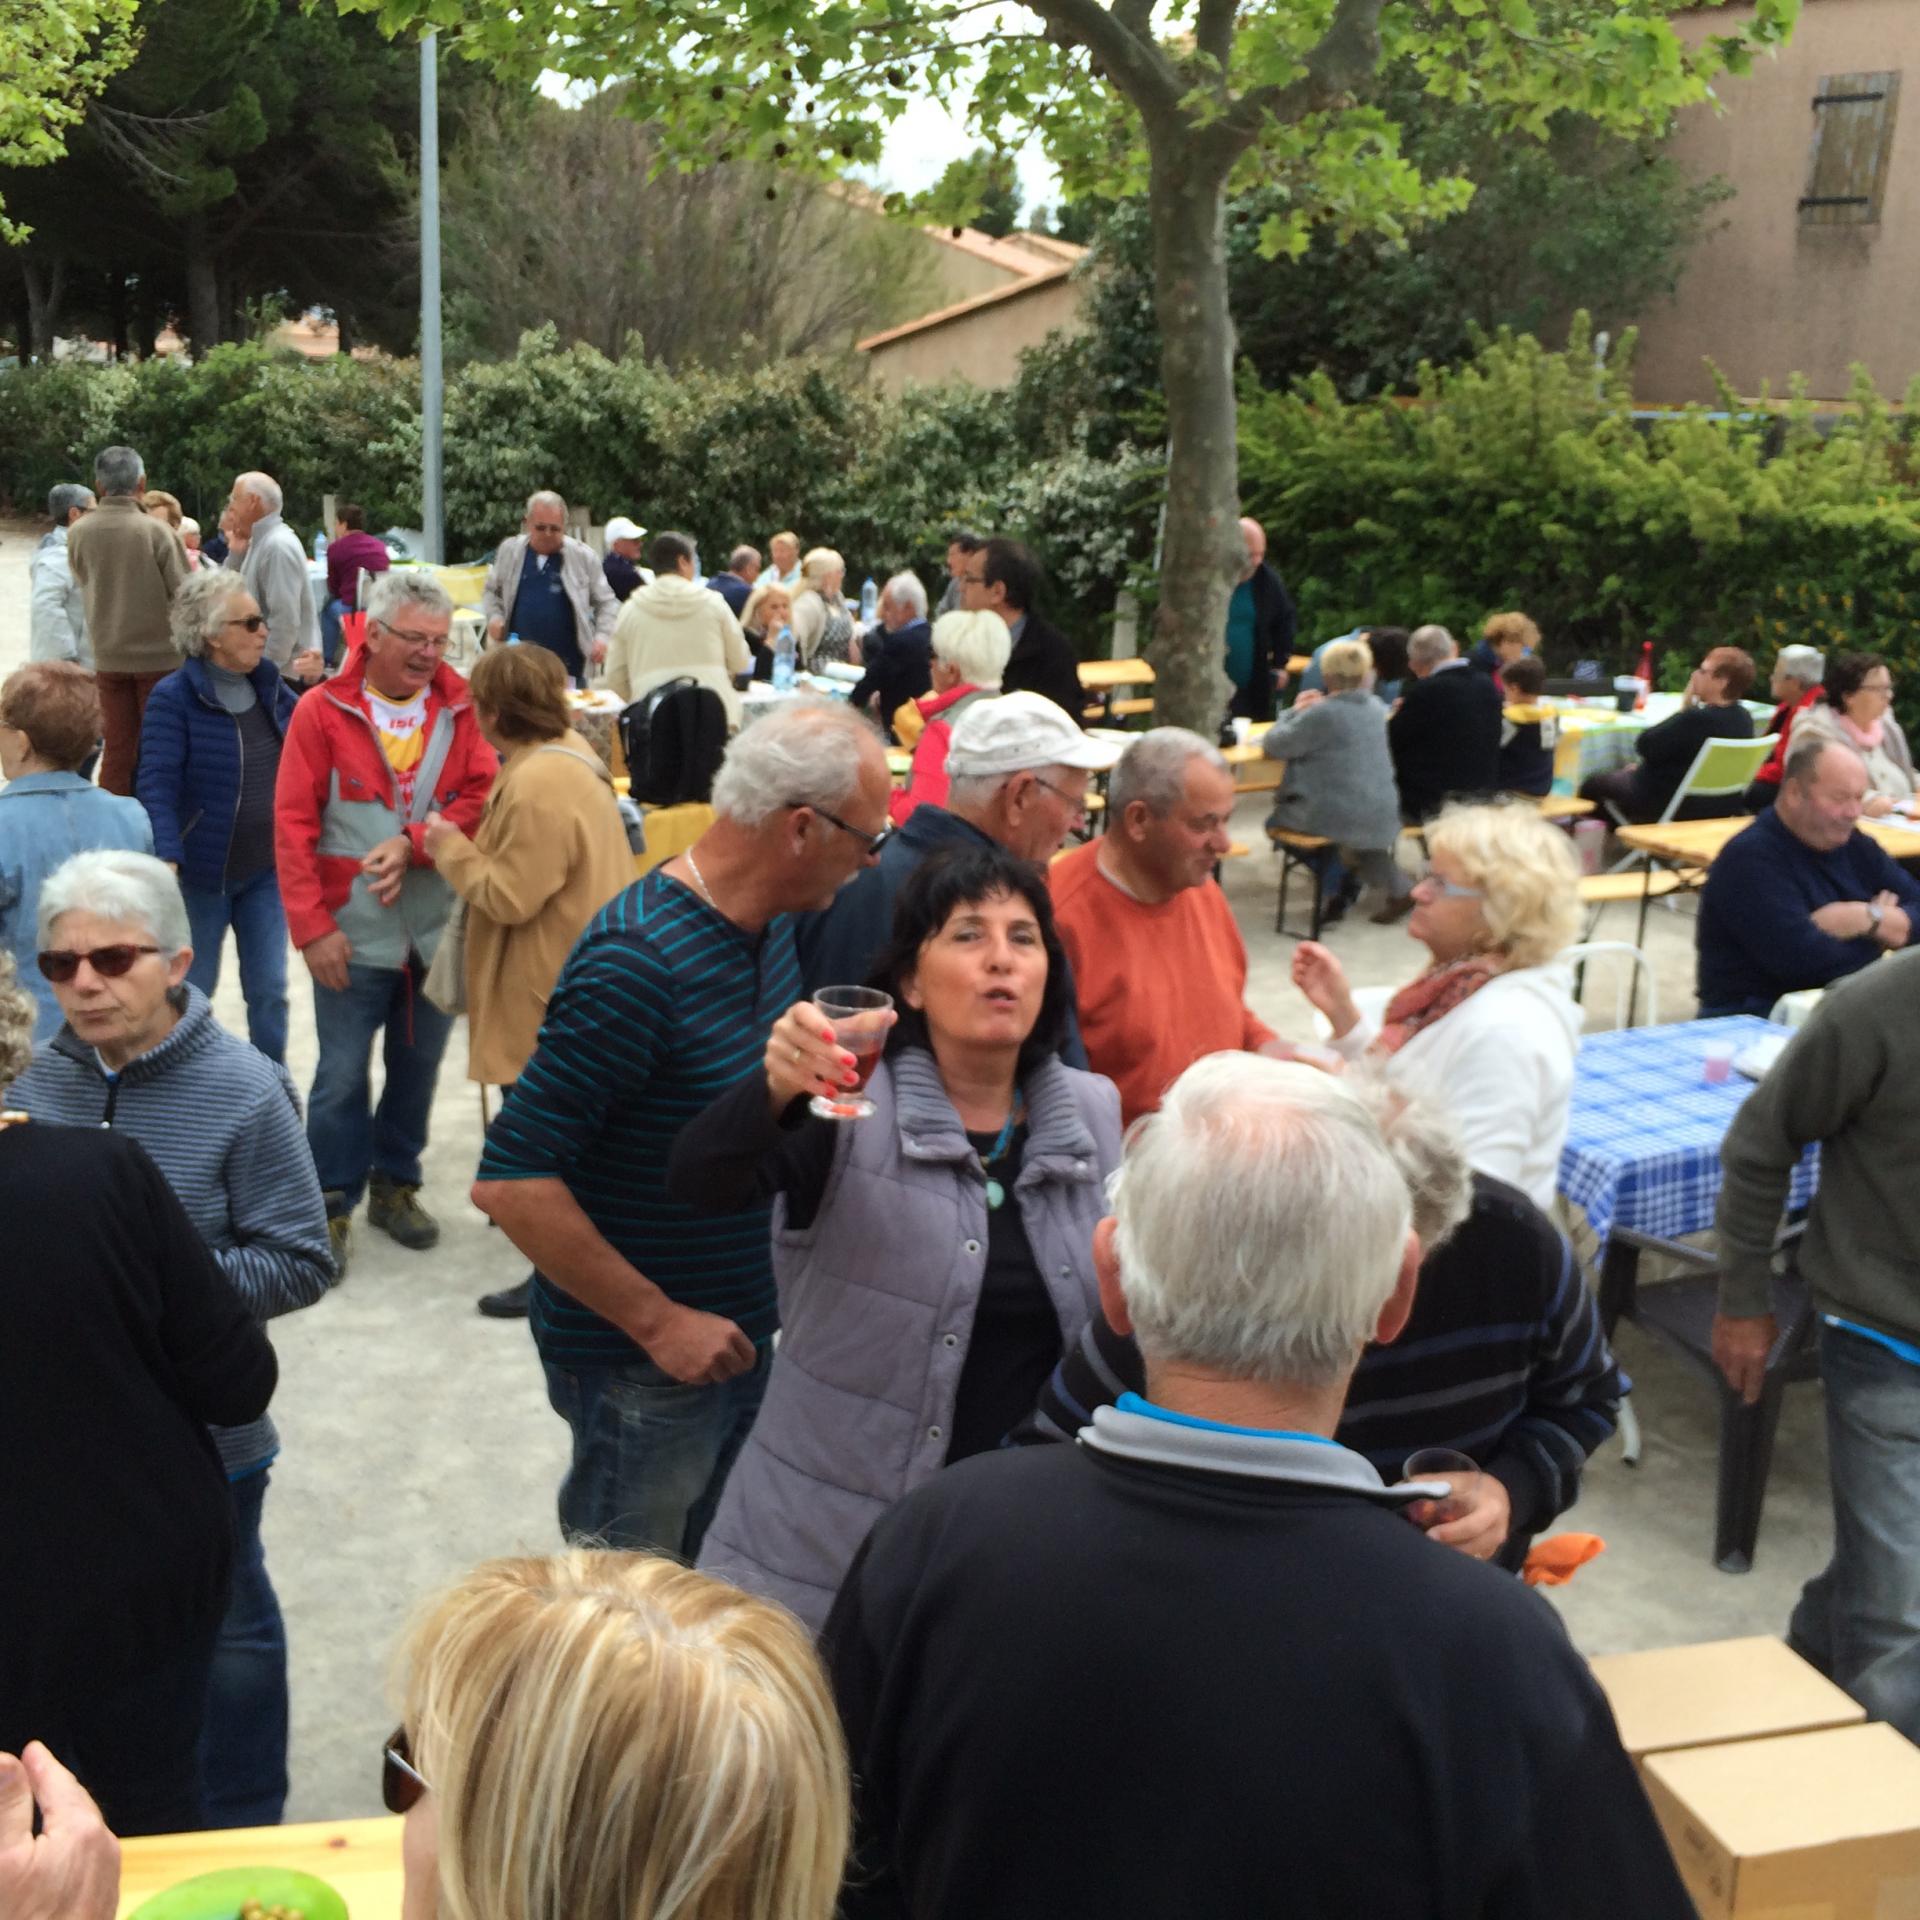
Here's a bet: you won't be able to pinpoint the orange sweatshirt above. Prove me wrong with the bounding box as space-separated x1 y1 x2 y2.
1050 840 1276 1126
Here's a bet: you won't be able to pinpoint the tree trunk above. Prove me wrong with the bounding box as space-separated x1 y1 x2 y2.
185 212 221 355
109 272 130 360
1144 142 1243 735
22 256 66 361
335 309 354 356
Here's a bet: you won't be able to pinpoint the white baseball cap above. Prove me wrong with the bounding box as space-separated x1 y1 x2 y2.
604 515 646 543
944 692 1124 780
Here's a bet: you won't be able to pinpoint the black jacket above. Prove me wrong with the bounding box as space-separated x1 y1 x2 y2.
1388 663 1503 821
848 619 933 736
1002 610 1083 723
1229 562 1297 722
1623 702 1754 821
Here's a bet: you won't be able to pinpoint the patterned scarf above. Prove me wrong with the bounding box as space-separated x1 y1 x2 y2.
1373 954 1504 1057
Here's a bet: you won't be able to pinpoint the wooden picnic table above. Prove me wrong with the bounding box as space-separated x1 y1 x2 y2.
118 1815 405 1919
1618 813 1920 867
1077 657 1155 690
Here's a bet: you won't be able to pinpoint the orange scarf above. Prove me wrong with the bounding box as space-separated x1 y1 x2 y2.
1373 955 1502 1057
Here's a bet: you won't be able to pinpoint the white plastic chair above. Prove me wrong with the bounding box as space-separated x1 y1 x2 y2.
1561 941 1659 1030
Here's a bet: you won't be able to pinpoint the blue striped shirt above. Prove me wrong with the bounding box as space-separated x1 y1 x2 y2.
480 871 798 1364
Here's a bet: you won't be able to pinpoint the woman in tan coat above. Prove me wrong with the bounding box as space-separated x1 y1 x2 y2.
425 645 633 1316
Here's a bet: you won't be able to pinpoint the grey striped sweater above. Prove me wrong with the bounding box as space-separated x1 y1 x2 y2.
12 984 333 1475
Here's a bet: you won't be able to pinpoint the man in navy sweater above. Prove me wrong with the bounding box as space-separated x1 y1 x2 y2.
1696 735 1920 1015
824 1055 1689 1920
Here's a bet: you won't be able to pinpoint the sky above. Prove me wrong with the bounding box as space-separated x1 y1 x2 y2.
864 92 1061 218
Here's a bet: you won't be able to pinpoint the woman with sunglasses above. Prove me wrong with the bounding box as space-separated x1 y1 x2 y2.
0 945 277 1841
10 849 331 1830
669 844 1121 1632
1291 801 1583 1212
0 661 152 1041
134 569 303 1063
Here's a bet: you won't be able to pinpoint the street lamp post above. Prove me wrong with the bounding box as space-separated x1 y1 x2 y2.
420 30 444 565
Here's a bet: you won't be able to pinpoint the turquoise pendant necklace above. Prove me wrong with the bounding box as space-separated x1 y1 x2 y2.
981 1107 1020 1211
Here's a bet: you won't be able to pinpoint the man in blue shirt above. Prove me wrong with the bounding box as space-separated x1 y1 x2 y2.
1696 735 1920 1016
479 490 619 682
472 699 894 1560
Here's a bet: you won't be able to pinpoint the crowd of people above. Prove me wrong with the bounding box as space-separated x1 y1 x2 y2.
2 442 1915 1920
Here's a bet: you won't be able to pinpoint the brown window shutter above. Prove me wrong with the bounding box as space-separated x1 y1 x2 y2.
1800 71 1902 227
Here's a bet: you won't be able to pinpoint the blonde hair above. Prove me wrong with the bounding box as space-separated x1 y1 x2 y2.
399 1552 850 1920
1318 638 1374 693
1425 801 1580 969
930 609 1011 689
799 547 844 596
144 488 184 529
1481 611 1540 656
741 580 793 638
0 951 34 1094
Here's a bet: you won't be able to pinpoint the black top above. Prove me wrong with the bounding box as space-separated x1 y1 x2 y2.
226 696 282 885
603 551 643 603
1388 663 1504 821
1001 610 1084 724
1228 562 1297 722
669 1075 1062 1461
848 620 934 736
1626 700 1754 820
0 1121 276 1748
824 1439 1692 1920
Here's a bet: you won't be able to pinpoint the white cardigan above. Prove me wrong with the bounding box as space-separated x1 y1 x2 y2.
1329 960 1582 1212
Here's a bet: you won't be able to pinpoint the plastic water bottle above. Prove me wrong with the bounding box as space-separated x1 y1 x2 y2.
772 623 797 692
506 631 521 646
312 529 329 561
860 576 879 624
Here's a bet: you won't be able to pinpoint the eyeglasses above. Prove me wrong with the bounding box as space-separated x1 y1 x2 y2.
1413 873 1483 900
377 625 452 652
808 805 892 858
37 944 160 983
1031 774 1089 817
224 614 268 633
382 1725 431 1813
1859 681 1894 695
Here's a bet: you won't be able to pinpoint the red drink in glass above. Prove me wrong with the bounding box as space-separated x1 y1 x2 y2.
810 988 894 1120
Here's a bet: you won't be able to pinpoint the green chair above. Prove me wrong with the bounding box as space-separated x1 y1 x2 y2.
1603 732 1778 872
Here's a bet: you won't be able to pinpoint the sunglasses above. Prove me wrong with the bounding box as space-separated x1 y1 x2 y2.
37 944 159 983
224 614 268 633
383 1724 431 1813
809 805 892 859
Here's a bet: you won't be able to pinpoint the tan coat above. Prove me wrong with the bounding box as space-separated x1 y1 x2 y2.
65 496 188 675
431 729 633 1085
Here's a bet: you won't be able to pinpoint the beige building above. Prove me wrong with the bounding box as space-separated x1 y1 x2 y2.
1633 0 1918 403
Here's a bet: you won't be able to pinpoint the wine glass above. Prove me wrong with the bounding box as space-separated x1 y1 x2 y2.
809 987 894 1121
1399 1446 1480 1528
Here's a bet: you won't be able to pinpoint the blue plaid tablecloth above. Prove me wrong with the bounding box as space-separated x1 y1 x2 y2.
1558 1016 1820 1249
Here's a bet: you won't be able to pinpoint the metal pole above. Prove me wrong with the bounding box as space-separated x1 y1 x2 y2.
419 31 444 564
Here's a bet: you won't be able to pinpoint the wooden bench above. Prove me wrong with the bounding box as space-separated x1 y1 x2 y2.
1266 826 1335 940
1081 696 1155 723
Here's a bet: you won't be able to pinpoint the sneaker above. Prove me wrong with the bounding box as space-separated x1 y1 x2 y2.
477 1277 534 1319
325 1197 353 1281
368 1173 440 1250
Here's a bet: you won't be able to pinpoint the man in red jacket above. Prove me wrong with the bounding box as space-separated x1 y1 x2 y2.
275 571 497 1276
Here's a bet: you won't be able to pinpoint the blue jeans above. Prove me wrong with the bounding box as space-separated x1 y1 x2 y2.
307 959 454 1211
199 1467 288 1826
321 595 351 666
183 868 290 1063
542 1346 771 1560
1789 1323 1920 1742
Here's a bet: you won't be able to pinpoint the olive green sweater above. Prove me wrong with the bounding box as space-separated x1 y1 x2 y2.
1717 950 1920 1338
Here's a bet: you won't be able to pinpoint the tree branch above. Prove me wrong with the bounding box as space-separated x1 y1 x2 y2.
1194 0 1236 72
1215 0 1389 150
1027 0 1183 124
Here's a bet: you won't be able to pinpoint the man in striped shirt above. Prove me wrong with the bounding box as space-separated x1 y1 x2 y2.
474 699 893 1559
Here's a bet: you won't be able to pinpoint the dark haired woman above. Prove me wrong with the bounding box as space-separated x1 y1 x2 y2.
669 843 1121 1632
1817 652 1915 817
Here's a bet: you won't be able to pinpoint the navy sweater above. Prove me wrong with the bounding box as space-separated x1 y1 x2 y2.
1695 808 1920 1014
135 656 299 893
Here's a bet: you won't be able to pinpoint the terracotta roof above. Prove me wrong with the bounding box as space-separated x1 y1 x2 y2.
856 262 1077 352
827 178 1086 281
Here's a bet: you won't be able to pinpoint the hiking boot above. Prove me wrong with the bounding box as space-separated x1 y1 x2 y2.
368 1173 440 1251
324 1195 352 1280
477 1277 534 1319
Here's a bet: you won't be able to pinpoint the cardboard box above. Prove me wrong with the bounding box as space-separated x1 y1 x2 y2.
1641 1723 1920 1918
1591 1636 1866 1765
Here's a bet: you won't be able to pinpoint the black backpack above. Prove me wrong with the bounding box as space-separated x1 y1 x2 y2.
619 677 728 807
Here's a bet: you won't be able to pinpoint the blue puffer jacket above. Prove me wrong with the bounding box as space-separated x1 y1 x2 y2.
135 656 299 893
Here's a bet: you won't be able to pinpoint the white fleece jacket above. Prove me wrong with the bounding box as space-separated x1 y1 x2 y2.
602 572 752 725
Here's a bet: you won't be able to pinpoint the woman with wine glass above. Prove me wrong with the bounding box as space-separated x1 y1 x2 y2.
668 843 1121 1632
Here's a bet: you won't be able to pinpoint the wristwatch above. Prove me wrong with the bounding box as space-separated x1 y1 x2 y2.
1867 902 1885 933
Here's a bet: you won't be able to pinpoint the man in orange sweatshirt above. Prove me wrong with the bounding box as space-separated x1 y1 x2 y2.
1051 729 1288 1126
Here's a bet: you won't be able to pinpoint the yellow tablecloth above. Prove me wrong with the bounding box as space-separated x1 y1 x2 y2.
118 1815 404 1919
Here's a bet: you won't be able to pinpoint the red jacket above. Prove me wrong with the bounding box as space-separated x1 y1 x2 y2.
889 683 989 827
1752 685 1822 789
274 646 497 959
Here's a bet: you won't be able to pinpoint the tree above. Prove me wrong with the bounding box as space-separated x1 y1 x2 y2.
338 0 1799 730
933 146 1024 238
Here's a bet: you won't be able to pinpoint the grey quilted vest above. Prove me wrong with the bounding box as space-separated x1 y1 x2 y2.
698 1045 1121 1633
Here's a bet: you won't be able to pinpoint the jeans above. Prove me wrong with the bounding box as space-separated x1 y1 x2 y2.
543 1346 771 1561
320 595 352 666
199 1467 289 1826
183 868 291 1063
1788 1322 1920 1742
307 958 454 1210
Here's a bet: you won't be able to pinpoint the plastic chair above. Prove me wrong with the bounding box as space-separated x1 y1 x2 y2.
1602 733 1778 870
1561 940 1659 1029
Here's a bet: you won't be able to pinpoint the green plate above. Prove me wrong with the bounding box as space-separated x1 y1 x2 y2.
128 1865 347 1920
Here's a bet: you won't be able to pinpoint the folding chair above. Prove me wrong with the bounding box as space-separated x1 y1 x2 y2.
1602 734 1778 873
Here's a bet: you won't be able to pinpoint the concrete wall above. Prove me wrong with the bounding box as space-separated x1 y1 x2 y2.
1632 0 1920 403
862 276 1086 392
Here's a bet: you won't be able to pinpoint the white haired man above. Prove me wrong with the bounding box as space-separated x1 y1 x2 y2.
480 490 619 682
1050 727 1285 1124
825 1055 1689 1920
1386 621 1502 822
847 571 934 735
31 483 94 668
222 470 323 685
472 698 894 1561
275 570 498 1275
65 445 187 795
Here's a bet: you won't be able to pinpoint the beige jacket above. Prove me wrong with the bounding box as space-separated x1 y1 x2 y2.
430 730 634 1085
65 496 188 675
602 572 752 726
